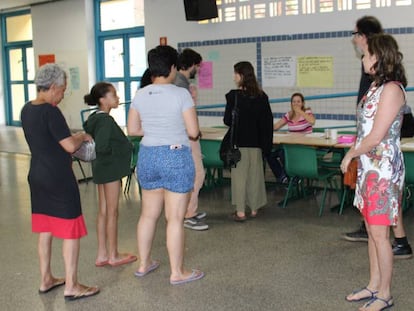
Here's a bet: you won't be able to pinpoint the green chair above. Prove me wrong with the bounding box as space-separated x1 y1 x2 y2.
318 147 344 169
124 136 142 195
281 144 341 216
312 127 326 133
200 139 224 189
403 151 414 212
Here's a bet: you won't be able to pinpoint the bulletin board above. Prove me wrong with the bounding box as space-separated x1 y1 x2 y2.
184 35 361 117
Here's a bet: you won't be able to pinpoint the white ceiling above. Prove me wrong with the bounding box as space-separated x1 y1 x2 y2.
0 0 60 11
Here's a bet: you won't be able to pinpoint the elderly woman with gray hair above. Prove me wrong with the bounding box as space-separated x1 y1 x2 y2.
21 63 99 301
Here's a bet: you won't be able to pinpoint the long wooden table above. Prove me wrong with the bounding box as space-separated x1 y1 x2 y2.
401 138 414 152
200 127 226 141
332 137 414 151
201 127 348 148
201 127 414 151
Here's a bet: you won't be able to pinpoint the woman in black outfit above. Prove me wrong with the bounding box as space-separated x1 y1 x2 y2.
224 61 274 221
21 63 99 300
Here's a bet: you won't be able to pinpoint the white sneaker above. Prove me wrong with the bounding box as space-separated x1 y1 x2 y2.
194 212 207 220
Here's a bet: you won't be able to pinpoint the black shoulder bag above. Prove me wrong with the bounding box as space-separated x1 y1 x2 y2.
220 92 241 168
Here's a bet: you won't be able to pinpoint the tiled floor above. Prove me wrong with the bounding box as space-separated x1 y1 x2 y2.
0 125 413 311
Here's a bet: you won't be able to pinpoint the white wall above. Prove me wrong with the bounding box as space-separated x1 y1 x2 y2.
145 1 414 127
144 2 414 47
0 0 95 129
31 0 95 129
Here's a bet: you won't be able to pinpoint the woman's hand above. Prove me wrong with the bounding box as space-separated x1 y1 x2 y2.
83 133 93 142
340 154 352 174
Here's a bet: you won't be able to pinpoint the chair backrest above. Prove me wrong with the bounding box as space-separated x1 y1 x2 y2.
283 144 319 179
128 136 142 168
200 139 223 168
403 151 414 184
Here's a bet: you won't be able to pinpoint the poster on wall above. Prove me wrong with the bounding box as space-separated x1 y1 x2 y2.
297 56 333 87
198 61 213 89
38 54 55 66
262 56 296 87
69 67 80 90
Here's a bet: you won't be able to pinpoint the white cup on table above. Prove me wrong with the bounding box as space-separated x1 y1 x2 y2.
330 129 338 140
324 129 330 139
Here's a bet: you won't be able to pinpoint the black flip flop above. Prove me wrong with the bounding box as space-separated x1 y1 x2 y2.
38 279 65 294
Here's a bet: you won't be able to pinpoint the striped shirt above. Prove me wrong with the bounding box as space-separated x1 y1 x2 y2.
282 109 314 133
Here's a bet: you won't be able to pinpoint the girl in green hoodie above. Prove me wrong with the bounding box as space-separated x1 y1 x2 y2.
84 82 136 267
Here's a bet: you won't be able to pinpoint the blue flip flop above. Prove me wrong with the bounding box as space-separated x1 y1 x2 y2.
363 296 394 310
170 269 205 285
134 261 160 277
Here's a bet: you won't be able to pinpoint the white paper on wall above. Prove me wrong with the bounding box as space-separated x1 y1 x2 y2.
262 56 296 88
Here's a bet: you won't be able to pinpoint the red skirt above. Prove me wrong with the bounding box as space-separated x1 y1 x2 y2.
32 214 88 239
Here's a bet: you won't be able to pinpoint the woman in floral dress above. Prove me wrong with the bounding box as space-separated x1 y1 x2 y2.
341 34 407 311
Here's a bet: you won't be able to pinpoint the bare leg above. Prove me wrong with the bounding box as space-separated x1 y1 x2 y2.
365 222 382 292
136 188 164 273
96 184 108 263
104 180 131 263
358 223 393 311
62 238 99 296
164 190 196 281
347 221 392 304
38 233 63 291
346 222 380 302
185 141 205 218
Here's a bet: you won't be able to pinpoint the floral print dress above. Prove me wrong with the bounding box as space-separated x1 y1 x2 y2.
353 82 405 226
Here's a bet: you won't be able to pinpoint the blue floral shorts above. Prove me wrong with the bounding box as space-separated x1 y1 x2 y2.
137 144 195 193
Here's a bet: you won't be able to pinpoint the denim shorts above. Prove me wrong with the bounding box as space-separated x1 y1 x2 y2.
137 144 195 193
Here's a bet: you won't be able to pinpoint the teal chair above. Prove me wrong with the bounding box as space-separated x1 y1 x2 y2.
403 151 414 212
318 147 344 169
199 139 224 189
124 136 142 195
281 144 341 216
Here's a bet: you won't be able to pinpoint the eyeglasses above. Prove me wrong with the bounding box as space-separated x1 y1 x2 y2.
352 31 360 36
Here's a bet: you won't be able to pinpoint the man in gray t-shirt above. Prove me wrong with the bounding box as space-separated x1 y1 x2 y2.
174 48 209 231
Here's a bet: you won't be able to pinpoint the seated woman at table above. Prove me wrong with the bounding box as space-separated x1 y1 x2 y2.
266 92 315 183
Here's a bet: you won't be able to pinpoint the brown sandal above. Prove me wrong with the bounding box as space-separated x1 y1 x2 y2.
229 212 246 222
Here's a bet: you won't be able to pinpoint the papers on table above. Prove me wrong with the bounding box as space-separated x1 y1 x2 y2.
305 133 325 138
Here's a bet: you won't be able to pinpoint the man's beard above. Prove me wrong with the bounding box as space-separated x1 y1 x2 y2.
189 68 197 79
